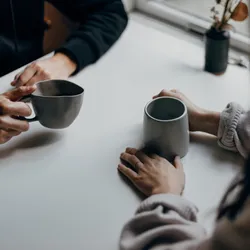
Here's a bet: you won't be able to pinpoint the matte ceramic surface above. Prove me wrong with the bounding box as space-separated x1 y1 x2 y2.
143 97 189 160
205 27 230 75
22 80 84 129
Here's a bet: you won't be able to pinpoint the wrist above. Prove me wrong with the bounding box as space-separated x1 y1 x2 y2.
151 187 183 196
52 53 77 77
195 110 220 136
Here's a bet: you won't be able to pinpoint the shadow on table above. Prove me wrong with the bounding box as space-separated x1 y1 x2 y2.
0 131 62 159
190 132 244 168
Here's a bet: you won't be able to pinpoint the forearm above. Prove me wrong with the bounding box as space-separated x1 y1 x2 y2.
194 110 221 136
50 0 128 74
193 102 249 158
52 53 77 77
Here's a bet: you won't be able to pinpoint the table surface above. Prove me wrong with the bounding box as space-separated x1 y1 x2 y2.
0 15 249 250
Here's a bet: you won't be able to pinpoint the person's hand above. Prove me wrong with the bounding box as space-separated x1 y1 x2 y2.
153 89 205 131
118 147 185 197
0 86 36 144
11 53 77 87
153 89 220 136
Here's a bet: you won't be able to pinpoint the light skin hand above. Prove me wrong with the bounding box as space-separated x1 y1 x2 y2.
153 89 220 136
11 53 77 87
118 147 185 197
0 129 23 144
0 86 36 144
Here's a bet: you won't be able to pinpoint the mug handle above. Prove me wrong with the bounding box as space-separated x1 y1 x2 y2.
16 116 38 122
16 95 38 122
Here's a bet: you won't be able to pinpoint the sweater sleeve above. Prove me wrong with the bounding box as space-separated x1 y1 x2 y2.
48 0 128 74
120 194 250 250
218 103 250 158
120 194 207 250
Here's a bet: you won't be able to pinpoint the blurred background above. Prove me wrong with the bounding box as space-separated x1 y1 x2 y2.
43 0 249 55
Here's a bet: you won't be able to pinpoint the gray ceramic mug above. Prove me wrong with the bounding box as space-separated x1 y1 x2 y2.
143 97 189 160
19 80 84 129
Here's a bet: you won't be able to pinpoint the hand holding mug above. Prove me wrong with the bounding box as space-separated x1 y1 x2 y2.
0 86 36 144
153 89 220 136
18 80 84 129
153 89 204 132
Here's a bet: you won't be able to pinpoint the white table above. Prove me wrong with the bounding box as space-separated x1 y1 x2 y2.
0 16 249 250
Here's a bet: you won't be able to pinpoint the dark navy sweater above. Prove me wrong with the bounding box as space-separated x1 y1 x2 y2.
0 0 128 76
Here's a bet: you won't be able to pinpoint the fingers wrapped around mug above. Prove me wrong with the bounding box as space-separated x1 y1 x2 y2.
0 115 30 132
3 86 36 101
0 129 22 144
0 100 32 117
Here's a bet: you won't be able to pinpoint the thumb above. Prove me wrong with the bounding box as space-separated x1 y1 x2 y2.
4 86 36 101
153 89 181 99
153 89 168 99
153 89 178 99
11 71 23 86
173 156 183 171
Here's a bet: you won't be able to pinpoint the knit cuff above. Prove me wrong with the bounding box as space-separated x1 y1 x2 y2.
136 194 199 222
218 102 245 153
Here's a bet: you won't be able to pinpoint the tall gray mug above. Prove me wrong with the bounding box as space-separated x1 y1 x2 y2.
19 80 84 129
143 97 189 160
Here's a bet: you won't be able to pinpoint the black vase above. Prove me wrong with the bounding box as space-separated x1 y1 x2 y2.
204 27 230 75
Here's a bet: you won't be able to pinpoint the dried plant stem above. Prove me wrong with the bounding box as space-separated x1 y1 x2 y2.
220 0 231 29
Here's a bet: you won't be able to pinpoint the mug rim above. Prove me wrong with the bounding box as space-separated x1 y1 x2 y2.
31 79 84 98
144 96 187 122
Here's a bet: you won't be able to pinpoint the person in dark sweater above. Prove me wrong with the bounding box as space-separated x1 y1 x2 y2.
0 0 127 86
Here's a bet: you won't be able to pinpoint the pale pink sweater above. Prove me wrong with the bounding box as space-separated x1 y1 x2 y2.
120 103 250 250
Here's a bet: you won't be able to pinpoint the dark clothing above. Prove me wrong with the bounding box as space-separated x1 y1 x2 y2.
0 0 128 76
